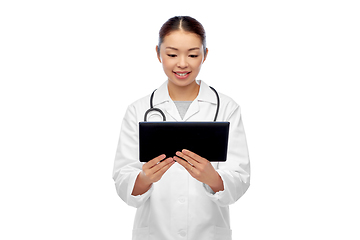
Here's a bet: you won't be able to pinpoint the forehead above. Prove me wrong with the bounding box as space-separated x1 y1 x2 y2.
162 30 203 50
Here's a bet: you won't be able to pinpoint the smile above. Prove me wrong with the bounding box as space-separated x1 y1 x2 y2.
173 71 191 79
176 72 188 76
174 71 191 76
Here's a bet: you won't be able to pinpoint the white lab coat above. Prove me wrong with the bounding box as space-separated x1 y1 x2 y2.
113 80 250 240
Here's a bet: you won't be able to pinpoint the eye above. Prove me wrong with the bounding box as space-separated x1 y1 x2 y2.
189 55 198 58
167 54 177 58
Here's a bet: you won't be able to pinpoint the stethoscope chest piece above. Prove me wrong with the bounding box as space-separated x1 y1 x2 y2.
144 107 166 121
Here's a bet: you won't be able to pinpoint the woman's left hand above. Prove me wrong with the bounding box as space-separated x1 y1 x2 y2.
174 149 224 193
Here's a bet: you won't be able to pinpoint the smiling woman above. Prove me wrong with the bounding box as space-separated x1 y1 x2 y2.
113 16 250 240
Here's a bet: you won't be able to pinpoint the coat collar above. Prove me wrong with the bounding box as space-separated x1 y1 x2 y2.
151 80 218 121
196 80 218 104
152 80 217 107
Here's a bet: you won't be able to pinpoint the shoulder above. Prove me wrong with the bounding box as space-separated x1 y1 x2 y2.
121 94 152 123
128 94 152 108
216 90 241 115
218 91 238 106
199 81 242 120
127 85 162 110
127 81 168 110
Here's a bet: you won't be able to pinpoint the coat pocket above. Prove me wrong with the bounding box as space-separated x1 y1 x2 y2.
132 227 149 240
214 226 232 240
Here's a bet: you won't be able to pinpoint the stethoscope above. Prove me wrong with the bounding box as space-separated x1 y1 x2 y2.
144 86 220 122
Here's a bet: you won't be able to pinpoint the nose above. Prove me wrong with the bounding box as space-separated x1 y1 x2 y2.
177 56 188 68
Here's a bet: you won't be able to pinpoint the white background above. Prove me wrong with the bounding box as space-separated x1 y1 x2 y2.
1 0 359 239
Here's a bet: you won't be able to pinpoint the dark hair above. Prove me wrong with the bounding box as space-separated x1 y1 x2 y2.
158 16 207 55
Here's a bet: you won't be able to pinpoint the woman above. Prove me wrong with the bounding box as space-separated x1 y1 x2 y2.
113 16 250 240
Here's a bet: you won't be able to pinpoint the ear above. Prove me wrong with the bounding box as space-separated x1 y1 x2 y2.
203 48 209 63
156 45 162 63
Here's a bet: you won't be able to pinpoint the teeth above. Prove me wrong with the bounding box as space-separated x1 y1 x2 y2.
176 72 188 76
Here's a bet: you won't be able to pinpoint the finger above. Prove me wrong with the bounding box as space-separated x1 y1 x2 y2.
174 156 195 172
153 159 175 178
176 151 200 168
151 157 174 174
144 154 166 169
143 157 173 178
175 156 200 176
182 149 207 163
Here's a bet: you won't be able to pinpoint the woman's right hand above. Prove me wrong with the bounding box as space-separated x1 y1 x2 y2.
132 154 175 196
142 154 175 184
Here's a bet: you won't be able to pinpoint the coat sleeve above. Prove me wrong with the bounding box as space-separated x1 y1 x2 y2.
112 105 153 208
203 105 250 207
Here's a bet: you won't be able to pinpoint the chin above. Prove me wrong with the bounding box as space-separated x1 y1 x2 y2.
169 78 196 88
168 73 198 87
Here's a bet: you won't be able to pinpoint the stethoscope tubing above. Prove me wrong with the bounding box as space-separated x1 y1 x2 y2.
144 86 219 122
209 86 220 122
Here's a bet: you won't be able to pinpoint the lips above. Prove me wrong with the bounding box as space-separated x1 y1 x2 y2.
173 71 191 79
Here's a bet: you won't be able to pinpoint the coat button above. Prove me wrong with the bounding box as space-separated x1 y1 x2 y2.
179 198 185 203
179 230 187 237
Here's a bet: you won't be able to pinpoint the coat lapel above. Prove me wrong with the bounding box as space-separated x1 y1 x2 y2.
165 101 182 121
182 100 199 121
152 81 181 121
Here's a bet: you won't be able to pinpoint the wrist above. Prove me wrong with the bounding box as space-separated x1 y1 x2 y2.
139 171 153 186
207 172 224 193
132 171 152 196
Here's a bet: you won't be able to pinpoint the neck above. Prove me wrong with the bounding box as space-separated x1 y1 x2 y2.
168 80 200 101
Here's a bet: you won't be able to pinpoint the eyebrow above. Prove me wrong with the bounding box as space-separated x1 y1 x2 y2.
166 47 200 51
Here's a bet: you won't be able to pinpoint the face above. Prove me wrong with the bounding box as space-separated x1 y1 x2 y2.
156 30 208 88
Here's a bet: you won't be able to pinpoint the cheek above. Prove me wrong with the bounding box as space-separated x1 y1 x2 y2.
191 59 203 70
161 59 174 71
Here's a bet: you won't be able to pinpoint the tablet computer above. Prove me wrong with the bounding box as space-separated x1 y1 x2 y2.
139 122 230 162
